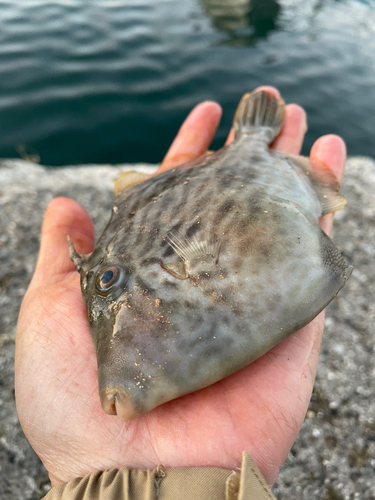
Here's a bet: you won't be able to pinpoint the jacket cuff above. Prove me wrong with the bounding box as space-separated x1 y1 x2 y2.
43 451 276 500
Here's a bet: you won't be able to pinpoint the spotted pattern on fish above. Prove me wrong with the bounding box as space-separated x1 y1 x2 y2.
69 89 352 420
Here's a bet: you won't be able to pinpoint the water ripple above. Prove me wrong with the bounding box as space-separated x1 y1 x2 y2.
0 0 374 164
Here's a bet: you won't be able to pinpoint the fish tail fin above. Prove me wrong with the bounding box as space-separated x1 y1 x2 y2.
233 90 285 142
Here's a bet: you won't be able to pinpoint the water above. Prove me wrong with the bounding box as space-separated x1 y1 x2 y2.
0 0 375 166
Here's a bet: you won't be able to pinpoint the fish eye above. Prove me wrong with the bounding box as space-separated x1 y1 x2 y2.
95 266 123 296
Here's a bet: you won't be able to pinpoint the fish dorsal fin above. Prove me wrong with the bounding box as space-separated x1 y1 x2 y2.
285 153 347 215
114 171 150 196
233 90 286 142
67 236 92 273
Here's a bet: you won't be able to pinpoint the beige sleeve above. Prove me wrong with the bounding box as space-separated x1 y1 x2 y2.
43 452 276 500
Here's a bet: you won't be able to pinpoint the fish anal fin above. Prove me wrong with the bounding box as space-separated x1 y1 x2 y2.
285 153 345 215
320 194 347 214
114 171 150 196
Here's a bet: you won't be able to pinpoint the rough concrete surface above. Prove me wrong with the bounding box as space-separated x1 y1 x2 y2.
0 157 374 499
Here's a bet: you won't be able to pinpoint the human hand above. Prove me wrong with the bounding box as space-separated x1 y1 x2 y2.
15 86 346 488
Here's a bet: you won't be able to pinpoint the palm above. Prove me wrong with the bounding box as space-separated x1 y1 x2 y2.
15 87 346 487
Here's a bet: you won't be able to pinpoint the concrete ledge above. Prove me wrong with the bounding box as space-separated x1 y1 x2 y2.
0 158 374 499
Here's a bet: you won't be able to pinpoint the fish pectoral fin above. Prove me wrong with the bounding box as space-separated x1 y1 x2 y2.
160 261 189 280
285 153 347 215
161 231 222 279
164 230 221 264
114 171 150 196
160 231 221 280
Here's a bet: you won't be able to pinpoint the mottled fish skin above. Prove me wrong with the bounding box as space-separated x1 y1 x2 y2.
71 90 352 420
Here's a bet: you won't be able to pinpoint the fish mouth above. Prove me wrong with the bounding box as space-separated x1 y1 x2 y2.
100 387 140 421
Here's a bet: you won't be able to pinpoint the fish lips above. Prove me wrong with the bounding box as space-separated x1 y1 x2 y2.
100 386 140 421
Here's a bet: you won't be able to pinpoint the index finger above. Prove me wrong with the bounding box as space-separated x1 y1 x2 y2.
157 101 222 174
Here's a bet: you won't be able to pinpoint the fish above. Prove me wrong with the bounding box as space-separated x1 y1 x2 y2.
69 89 352 420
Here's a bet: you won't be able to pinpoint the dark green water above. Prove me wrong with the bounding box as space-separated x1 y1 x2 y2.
0 0 375 165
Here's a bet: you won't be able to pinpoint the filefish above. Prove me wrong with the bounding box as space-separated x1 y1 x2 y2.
69 90 352 420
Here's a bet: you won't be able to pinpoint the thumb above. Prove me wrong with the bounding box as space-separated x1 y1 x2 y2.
31 197 95 289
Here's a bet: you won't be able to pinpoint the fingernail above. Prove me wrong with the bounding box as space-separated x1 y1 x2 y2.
186 101 222 124
311 135 346 165
310 135 346 184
